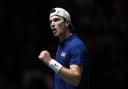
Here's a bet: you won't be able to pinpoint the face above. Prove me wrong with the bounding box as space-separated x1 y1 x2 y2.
49 15 68 37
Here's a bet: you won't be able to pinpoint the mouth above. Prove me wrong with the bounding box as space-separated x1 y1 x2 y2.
52 28 56 31
52 28 57 33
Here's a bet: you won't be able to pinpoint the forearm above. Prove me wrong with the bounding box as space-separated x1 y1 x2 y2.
58 65 82 86
38 50 83 86
47 59 83 86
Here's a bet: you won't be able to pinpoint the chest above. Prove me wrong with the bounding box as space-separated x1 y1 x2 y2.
55 47 70 67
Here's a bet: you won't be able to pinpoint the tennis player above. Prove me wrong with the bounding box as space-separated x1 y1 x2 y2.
38 7 88 89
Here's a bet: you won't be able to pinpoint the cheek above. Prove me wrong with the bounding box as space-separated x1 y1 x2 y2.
57 23 62 28
58 23 65 29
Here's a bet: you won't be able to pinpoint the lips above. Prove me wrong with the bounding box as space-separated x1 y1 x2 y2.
52 28 57 35
52 28 57 33
52 28 56 31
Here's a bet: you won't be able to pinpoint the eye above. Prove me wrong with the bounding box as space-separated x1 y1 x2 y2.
54 18 60 22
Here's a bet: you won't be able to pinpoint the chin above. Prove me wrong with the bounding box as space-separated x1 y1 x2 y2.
53 33 59 37
53 34 59 37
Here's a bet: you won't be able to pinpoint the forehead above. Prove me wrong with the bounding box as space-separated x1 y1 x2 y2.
49 15 63 21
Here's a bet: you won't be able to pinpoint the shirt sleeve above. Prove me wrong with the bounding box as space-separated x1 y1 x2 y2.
69 43 87 65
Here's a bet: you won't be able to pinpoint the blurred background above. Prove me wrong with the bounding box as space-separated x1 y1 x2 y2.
0 0 127 89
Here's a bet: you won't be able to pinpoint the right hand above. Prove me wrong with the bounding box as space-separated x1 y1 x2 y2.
38 50 52 65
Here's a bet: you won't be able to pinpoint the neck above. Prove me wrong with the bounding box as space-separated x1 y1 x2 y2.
59 30 73 42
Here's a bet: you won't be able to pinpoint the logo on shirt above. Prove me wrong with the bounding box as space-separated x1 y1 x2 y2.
61 52 66 57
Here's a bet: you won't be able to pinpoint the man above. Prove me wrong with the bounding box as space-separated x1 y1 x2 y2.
38 7 88 89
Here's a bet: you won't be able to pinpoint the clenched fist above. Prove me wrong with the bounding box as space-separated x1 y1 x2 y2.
38 50 52 65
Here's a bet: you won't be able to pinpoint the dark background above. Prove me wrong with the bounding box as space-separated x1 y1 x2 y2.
0 0 127 89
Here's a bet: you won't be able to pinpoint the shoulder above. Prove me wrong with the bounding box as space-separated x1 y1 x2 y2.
69 36 87 49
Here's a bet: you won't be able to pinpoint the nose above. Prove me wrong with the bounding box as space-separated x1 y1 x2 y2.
50 21 55 28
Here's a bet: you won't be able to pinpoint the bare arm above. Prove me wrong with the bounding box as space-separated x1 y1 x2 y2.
38 50 83 86
58 64 83 86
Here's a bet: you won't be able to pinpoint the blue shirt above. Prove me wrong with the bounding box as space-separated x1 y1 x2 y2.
54 34 88 89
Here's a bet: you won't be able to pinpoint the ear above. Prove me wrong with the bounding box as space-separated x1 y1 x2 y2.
65 20 70 27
